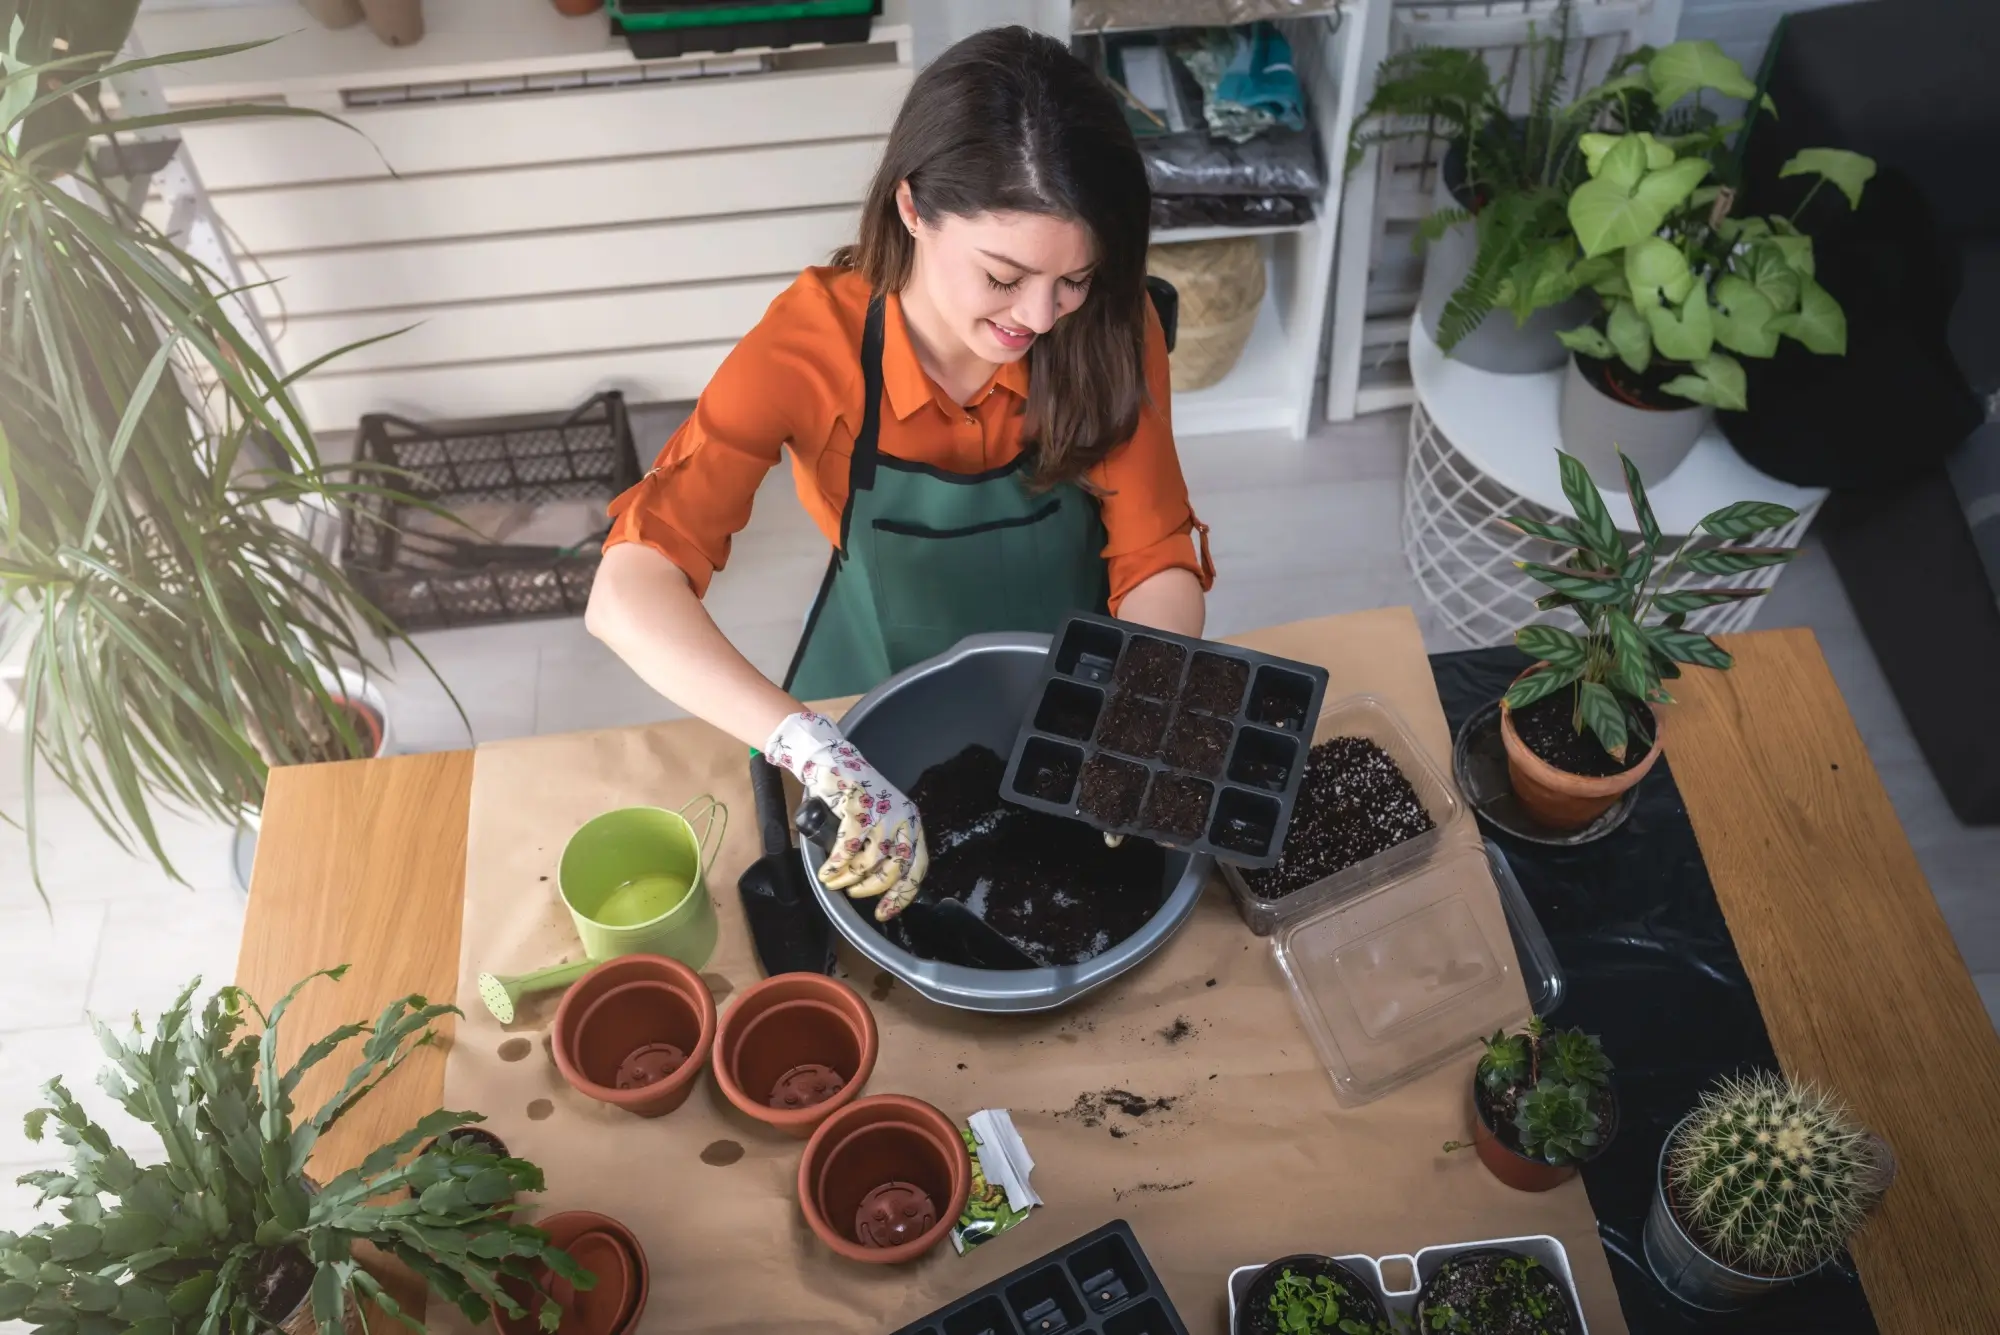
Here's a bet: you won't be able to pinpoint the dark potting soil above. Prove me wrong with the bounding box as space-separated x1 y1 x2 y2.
1239 1256 1392 1335
1116 635 1186 699
1416 1252 1580 1335
1245 737 1435 900
1141 773 1214 841
1161 710 1232 777
1182 650 1250 715
879 746 1167 968
1078 753 1149 826
1512 689 1652 777
1021 746 1081 802
1096 692 1169 759
250 1246 315 1325
1574 347 1702 413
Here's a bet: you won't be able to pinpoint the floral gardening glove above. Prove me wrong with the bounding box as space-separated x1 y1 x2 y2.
764 711 928 921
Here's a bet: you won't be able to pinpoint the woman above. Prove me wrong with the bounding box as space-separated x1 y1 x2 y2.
587 27 1213 922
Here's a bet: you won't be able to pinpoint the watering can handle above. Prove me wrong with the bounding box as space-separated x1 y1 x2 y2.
676 794 729 873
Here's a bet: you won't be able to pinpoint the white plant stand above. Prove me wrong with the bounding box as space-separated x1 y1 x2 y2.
1401 317 1825 648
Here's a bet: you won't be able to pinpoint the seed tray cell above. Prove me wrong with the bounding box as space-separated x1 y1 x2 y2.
1002 613 1330 869
892 1220 1187 1335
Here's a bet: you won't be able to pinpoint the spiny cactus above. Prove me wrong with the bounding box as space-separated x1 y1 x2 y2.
1669 1072 1888 1276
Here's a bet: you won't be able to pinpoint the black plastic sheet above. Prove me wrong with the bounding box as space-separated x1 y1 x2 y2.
1429 647 1879 1335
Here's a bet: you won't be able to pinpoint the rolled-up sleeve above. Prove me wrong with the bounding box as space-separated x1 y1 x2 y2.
1093 303 1216 614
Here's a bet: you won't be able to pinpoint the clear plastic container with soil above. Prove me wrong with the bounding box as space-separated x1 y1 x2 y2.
1002 613 1330 869
888 1218 1189 1335
1271 839 1544 1107
1221 694 1466 935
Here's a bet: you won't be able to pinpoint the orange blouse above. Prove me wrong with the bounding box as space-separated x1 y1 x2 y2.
603 265 1213 612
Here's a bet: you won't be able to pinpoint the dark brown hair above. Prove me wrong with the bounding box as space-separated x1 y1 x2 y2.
833 26 1152 487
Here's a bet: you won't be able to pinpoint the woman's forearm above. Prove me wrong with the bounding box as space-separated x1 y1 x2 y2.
1117 566 1206 637
585 542 803 750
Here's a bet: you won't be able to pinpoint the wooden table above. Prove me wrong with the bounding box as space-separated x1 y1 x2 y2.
241 623 2000 1333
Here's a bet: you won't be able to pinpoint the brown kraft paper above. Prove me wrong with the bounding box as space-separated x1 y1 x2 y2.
441 608 1625 1335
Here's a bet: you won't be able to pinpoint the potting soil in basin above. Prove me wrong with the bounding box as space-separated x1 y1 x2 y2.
871 745 1167 968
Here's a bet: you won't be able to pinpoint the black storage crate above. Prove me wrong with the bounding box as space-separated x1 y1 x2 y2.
339 392 642 632
892 1219 1188 1335
1001 613 1329 869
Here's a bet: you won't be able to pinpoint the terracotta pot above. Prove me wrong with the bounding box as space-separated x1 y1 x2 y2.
551 0 604 13
495 1211 647 1335
1468 1078 1620 1194
1499 676 1664 831
713 973 878 1138
552 955 715 1117
797 1095 971 1265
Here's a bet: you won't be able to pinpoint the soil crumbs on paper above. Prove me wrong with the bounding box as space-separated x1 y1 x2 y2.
873 745 1166 967
1158 1016 1197 1045
1113 1179 1193 1202
1061 1088 1182 1136
1245 736 1434 900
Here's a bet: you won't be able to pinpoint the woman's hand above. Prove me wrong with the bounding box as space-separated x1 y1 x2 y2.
765 712 928 920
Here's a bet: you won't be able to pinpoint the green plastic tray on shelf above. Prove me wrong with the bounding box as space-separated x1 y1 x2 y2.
607 0 873 32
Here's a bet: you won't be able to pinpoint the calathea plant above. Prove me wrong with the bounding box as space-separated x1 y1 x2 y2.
1503 451 1799 761
0 968 586 1335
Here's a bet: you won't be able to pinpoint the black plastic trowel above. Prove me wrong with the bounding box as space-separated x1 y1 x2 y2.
736 756 836 977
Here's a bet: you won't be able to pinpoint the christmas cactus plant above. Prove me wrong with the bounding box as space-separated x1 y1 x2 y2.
0 968 587 1335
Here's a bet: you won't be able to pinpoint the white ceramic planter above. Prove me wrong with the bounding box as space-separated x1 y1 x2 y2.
1558 356 1710 490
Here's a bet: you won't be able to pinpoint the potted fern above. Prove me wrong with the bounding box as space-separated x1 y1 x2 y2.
1500 449 1798 831
1643 1072 1893 1310
0 968 589 1334
0 8 450 899
1444 1018 1617 1193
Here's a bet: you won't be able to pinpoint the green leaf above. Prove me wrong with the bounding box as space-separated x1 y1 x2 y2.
1625 238 1694 310
1578 682 1630 761
48 1224 101 1262
1780 147 1877 209
1660 351 1747 410
1604 608 1657 698
1767 278 1846 354
1514 625 1589 670
1711 274 1780 357
1647 40 1757 108
1586 134 1651 188
1768 231 1815 279
1697 500 1800 538
1606 300 1652 373
1646 282 1715 362
1556 451 1624 564
1680 546 1797 574
1517 562 1628 604
0 1280 33 1321
1653 587 1768 613
99 1211 166 1256
1620 453 1662 551
1556 324 1616 359
1568 176 1662 259
465 1168 515 1205
1646 626 1734 669
70 1275 121 1313
1741 243 1802 313
1503 663 1583 711
1502 515 1584 547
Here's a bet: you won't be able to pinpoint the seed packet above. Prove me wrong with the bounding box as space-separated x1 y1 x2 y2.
951 1109 1041 1255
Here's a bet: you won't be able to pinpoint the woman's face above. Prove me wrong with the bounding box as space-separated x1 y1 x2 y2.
897 181 1097 364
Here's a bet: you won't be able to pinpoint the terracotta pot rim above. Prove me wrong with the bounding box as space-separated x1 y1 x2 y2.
550 955 716 1107
796 1094 970 1265
1499 667 1665 798
1471 1073 1621 1172
712 973 878 1131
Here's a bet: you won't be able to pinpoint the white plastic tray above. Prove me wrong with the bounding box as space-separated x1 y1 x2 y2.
1226 1234 1589 1333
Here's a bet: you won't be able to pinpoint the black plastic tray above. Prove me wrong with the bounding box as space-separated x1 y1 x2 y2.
890 1219 1188 1335
1000 613 1329 869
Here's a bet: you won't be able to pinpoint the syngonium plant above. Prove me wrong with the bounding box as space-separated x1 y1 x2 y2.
1502 450 1800 762
0 967 587 1335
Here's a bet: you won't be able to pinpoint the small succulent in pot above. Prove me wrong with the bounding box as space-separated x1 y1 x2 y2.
1447 1017 1617 1191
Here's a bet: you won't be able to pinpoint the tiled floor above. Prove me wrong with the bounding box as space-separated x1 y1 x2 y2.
3 406 1995 1235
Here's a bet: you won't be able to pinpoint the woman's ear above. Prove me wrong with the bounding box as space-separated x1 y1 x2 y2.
894 179 922 236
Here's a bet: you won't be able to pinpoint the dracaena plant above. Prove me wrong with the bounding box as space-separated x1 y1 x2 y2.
0 8 453 900
0 968 585 1335
1502 450 1800 762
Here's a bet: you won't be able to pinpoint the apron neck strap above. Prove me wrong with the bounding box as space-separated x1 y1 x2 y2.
852 291 887 494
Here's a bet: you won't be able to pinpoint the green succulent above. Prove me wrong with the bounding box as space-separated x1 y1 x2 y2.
1545 1029 1612 1089
0 968 586 1335
1669 1072 1888 1276
1515 1082 1602 1164
1476 1030 1532 1096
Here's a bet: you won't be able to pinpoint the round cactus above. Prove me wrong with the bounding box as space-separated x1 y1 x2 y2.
1668 1072 1889 1276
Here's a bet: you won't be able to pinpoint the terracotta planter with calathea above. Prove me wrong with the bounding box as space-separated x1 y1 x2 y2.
1447 1019 1618 1193
1498 450 1801 831
0 968 585 1335
1547 45 1877 487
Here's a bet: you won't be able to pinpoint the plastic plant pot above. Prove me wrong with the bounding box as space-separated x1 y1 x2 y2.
1468 1080 1619 1194
798 1094 971 1265
551 955 716 1118
495 1210 648 1335
713 973 878 1138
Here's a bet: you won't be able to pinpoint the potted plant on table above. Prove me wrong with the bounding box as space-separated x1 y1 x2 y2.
1643 1072 1893 1311
1235 1254 1394 1335
1549 43 1876 486
1499 449 1799 831
1416 1250 1582 1334
0 967 589 1334
1444 1018 1617 1193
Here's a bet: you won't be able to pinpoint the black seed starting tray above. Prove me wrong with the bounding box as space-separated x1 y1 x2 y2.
890 1219 1188 1335
1001 614 1330 869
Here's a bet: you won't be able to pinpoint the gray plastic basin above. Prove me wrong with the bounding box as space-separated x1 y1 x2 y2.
800 633 1213 1013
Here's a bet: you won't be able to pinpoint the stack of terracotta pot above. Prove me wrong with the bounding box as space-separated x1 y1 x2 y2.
550 955 972 1265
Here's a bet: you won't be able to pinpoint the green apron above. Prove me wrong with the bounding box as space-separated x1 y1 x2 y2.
783 293 1110 700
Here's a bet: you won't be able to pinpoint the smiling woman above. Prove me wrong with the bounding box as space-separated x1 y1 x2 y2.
585 26 1214 920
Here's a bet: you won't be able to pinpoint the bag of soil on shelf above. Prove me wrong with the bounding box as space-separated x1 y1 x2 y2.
1151 194 1315 230
1075 0 1334 37
1142 127 1324 197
